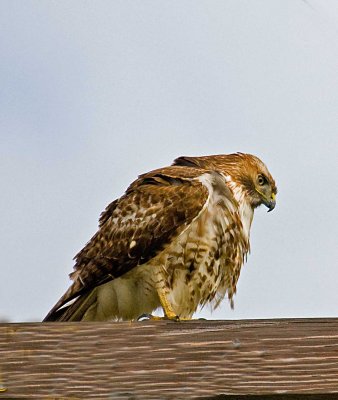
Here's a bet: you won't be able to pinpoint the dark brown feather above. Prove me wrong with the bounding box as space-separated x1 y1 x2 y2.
44 167 208 321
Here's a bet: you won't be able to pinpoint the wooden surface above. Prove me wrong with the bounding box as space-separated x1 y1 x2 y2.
1 318 338 399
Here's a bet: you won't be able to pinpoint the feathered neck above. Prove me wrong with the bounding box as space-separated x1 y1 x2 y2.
224 175 254 241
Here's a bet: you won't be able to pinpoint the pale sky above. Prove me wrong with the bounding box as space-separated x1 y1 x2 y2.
1 0 337 322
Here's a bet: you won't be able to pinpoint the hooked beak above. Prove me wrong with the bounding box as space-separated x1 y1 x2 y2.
264 193 276 212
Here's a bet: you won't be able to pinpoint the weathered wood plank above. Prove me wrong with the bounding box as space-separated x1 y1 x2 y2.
1 318 338 399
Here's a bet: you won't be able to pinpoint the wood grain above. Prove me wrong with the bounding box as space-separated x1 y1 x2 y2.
1 319 338 399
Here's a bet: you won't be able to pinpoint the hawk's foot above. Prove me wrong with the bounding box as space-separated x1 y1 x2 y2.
137 313 180 322
137 313 206 322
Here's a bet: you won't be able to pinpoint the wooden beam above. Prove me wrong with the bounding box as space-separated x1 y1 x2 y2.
1 318 338 399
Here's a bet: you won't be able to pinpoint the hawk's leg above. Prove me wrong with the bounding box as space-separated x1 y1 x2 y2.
137 287 180 321
157 288 180 321
156 288 205 321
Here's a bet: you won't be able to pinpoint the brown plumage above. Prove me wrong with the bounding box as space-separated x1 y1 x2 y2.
44 153 277 322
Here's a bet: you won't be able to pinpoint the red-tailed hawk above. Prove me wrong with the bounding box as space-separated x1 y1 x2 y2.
44 153 277 322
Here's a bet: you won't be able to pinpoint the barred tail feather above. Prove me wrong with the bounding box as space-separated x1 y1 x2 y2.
43 288 98 322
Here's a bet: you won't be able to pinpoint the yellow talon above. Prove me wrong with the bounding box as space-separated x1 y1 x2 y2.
137 313 179 321
157 288 180 320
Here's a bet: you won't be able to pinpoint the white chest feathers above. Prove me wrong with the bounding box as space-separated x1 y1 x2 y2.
159 171 253 317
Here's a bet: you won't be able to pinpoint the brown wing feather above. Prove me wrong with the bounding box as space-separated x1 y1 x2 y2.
44 166 208 321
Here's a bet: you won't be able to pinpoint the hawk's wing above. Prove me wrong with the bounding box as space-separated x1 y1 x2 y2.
44 166 213 320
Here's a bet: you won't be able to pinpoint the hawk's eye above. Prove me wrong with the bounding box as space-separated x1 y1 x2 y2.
257 174 267 186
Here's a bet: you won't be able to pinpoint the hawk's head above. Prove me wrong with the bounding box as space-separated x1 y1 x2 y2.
228 153 277 211
173 152 277 211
